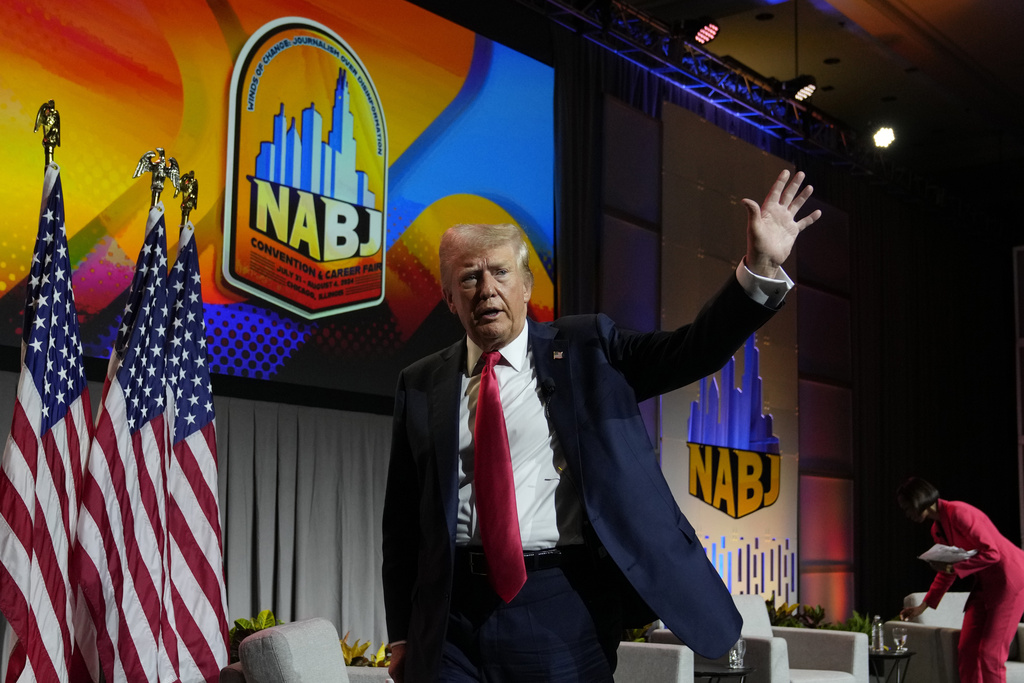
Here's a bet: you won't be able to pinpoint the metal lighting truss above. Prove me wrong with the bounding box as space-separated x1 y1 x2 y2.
518 0 961 207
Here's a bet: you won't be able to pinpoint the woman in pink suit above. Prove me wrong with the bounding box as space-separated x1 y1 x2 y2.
897 477 1024 683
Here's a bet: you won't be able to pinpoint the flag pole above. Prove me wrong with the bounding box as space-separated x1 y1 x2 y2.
1 99 94 682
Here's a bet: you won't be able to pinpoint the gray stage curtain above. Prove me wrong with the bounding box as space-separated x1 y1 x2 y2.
0 370 393 651
215 394 391 645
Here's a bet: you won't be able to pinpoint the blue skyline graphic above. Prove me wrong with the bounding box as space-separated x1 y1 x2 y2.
254 69 376 208
688 335 779 453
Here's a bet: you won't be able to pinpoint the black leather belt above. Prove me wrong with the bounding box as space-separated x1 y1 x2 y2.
456 545 591 576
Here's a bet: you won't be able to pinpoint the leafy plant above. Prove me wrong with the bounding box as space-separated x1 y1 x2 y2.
341 632 390 667
367 642 391 667
621 623 656 643
795 603 828 628
229 609 283 663
764 593 897 634
765 597 794 626
825 610 873 634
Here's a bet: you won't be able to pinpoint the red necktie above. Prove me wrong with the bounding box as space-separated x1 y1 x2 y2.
474 351 526 602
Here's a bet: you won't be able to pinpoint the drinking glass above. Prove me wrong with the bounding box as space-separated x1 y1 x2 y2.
728 638 746 668
893 626 908 653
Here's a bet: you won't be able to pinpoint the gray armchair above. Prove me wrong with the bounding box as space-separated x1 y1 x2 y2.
614 640 694 682
218 617 390 683
888 592 1024 683
652 593 867 683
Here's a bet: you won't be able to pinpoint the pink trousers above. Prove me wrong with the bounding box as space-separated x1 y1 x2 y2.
958 588 1024 683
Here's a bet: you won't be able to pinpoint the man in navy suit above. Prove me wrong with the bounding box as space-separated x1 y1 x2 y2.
383 170 821 682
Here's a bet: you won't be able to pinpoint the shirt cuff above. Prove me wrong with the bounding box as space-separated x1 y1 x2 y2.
736 259 794 309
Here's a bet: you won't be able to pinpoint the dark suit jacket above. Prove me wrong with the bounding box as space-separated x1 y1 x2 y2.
382 275 775 681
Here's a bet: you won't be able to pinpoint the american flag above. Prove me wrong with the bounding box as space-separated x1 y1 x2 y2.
0 164 92 682
73 206 179 681
162 223 229 681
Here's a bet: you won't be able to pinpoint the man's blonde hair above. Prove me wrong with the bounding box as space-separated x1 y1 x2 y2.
438 223 533 296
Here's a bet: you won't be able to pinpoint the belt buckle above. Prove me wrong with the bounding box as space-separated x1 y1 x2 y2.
524 548 562 571
468 551 488 575
531 549 558 568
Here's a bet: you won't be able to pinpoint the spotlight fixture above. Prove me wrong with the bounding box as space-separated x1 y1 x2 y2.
781 74 817 102
679 16 719 45
873 127 895 148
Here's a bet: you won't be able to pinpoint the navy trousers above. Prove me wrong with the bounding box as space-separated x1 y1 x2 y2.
439 553 622 682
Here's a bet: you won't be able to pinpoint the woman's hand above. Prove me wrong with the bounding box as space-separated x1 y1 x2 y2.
900 603 928 621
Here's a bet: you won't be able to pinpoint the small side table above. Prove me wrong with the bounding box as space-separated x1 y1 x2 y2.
868 649 915 683
693 663 756 682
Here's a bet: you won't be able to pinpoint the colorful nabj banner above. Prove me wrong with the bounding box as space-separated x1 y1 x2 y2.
0 0 555 398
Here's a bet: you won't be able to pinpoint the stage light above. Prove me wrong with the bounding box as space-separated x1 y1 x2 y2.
873 127 895 148
781 75 816 101
678 17 719 45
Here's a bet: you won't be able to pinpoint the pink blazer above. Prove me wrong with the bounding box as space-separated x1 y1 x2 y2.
924 499 1024 609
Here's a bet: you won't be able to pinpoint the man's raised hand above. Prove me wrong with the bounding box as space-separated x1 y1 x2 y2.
743 169 822 279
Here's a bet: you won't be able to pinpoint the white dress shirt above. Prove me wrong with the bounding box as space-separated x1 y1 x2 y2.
456 322 583 549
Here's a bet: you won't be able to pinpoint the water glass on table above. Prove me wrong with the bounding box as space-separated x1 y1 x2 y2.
728 638 746 668
892 625 908 653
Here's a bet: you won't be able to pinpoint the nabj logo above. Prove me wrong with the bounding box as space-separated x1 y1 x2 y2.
687 335 781 519
224 18 387 319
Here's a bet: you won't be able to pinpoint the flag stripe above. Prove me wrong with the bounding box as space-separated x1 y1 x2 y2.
28 464 72 669
63 394 91 519
79 400 151 681
26 494 67 679
0 559 60 683
42 428 72 555
167 492 224 629
73 494 131 679
134 423 163 543
0 516 31 670
168 578 218 682
4 639 25 683
0 414 35 553
97 407 165 643
93 391 149 669
174 434 222 549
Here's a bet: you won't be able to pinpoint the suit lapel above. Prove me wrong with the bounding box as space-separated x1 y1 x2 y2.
528 320 582 477
431 340 465 534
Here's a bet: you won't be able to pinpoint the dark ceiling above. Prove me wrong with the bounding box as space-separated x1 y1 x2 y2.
622 0 1024 176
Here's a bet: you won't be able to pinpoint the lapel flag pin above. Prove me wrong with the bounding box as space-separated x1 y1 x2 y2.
553 351 563 360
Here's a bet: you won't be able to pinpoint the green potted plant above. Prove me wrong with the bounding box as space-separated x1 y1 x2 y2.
228 609 283 663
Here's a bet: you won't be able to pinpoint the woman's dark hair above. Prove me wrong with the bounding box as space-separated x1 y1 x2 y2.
896 477 940 514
